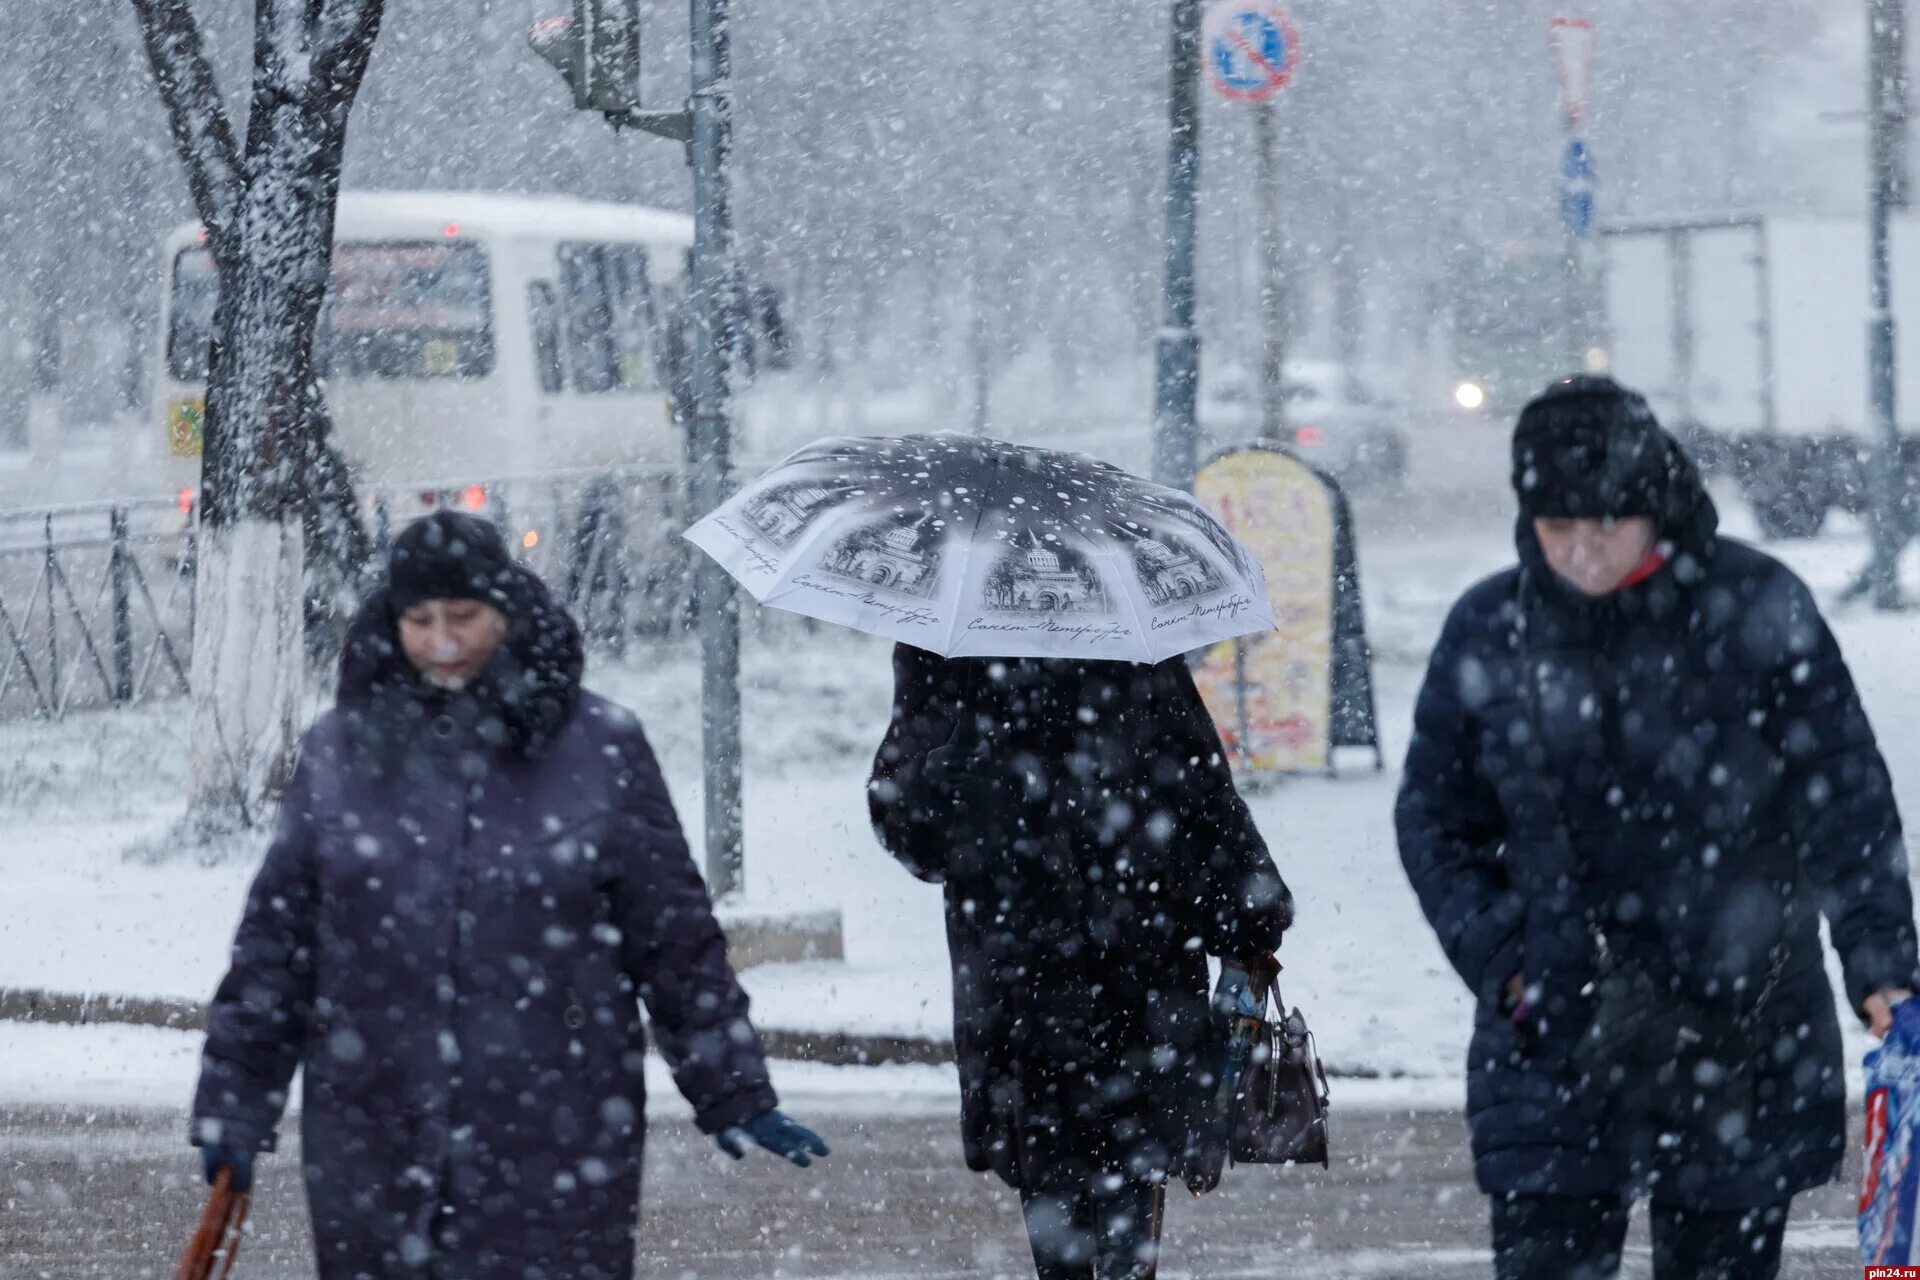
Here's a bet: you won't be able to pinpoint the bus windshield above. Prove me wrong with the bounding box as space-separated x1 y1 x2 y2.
165 248 220 381
166 240 496 382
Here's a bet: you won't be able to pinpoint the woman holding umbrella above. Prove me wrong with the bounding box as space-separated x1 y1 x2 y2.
190 511 826 1280
689 435 1295 1278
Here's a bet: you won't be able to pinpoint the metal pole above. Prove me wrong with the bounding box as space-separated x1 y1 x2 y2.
44 516 58 702
1232 636 1251 769
111 506 133 703
689 0 744 895
1868 0 1910 610
1152 0 1203 490
1256 100 1286 445
969 276 992 436
1667 229 1696 427
1550 19 1599 368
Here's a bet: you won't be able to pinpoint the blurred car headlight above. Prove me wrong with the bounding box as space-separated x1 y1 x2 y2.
1453 380 1488 412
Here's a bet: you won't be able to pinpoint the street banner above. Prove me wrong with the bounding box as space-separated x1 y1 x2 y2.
1192 447 1379 777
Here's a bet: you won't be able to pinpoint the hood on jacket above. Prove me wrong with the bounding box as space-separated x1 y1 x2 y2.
1513 405 1719 607
337 568 584 773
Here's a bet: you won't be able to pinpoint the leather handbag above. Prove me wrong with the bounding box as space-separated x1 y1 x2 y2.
1227 957 1332 1168
1188 953 1331 1193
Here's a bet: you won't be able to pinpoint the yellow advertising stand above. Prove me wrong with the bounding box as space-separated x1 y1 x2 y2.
168 396 206 457
1193 447 1380 778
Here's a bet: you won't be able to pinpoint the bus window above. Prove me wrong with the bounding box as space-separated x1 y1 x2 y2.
602 246 658 391
559 244 620 393
320 241 495 380
166 248 220 381
559 243 658 394
528 281 565 394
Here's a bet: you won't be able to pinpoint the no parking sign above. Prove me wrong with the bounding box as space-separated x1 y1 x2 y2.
1202 0 1299 103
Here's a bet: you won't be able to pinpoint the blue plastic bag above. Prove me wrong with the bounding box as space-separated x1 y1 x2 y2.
1861 998 1920 1264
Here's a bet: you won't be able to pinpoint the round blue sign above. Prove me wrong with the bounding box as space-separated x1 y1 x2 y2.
1202 1 1298 103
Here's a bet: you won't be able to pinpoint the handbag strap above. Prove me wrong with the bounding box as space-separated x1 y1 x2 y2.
1246 950 1284 1017
1588 902 1789 1024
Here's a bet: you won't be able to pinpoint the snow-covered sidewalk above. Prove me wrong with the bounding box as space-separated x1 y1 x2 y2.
3 494 1916 1095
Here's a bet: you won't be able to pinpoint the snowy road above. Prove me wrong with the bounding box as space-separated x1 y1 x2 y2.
0 1100 1867 1279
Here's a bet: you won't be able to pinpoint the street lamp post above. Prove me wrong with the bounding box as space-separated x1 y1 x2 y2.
686 0 744 893
1255 99 1286 444
531 0 744 893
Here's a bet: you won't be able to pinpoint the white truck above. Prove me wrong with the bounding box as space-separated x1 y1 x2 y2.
1603 214 1920 538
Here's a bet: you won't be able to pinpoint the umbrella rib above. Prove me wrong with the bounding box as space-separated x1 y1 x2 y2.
1100 543 1157 664
942 483 993 658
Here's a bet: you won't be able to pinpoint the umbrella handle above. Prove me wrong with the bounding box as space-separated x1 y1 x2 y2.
172 1166 251 1280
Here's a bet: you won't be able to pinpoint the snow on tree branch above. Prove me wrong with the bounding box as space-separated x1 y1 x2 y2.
128 0 243 263
312 0 387 95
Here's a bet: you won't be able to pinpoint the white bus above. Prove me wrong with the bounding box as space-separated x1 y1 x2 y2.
155 190 707 513
159 188 725 498
155 191 745 626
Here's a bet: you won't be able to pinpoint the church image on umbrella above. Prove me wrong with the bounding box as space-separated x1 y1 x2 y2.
743 480 854 547
816 518 944 598
981 534 1109 614
1127 532 1225 606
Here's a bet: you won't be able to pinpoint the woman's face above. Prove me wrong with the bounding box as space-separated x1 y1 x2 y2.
1532 515 1657 596
398 597 508 690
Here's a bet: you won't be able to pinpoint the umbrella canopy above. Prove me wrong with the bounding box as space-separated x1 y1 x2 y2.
684 434 1275 662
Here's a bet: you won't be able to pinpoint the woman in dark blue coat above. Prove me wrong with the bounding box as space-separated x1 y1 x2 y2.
1397 376 1920 1280
190 511 825 1280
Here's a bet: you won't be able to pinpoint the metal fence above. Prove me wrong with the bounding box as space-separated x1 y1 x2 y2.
0 498 194 720
0 464 707 723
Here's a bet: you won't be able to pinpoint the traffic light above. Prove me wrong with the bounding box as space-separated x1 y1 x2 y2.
529 0 640 116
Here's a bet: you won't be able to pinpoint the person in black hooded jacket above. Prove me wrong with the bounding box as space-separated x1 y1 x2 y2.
1397 376 1920 1280
870 646 1291 1280
190 511 826 1280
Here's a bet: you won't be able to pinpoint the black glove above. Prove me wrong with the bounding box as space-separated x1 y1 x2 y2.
201 1144 254 1192
714 1109 830 1167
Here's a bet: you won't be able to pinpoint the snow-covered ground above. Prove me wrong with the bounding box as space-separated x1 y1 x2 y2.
5 478 1919 1102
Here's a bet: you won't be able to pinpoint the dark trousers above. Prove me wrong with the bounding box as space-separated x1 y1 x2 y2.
1018 1166 1166 1280
1491 1193 1790 1280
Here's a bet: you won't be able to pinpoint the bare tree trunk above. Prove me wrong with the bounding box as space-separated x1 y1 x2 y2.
131 0 375 587
132 0 386 827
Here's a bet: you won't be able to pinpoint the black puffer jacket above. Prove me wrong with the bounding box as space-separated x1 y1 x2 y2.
1397 448 1920 1209
869 645 1292 1188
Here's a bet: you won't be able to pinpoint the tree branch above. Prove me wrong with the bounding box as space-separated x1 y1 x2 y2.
312 0 388 97
127 0 243 266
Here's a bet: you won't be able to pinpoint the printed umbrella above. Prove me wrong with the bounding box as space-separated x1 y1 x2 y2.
684 433 1274 662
